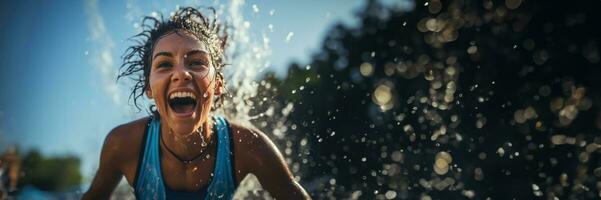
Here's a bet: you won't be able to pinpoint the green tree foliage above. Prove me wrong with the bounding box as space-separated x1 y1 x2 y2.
266 0 601 199
19 150 82 191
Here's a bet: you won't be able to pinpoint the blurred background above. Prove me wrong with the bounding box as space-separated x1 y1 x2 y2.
1 0 601 199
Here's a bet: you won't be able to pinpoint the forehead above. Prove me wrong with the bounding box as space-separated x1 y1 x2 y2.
152 30 209 55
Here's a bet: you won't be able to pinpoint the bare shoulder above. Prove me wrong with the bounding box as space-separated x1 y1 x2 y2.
227 120 277 153
227 120 283 180
83 117 151 199
226 119 287 171
102 117 150 170
228 121 262 141
105 117 149 149
226 119 310 199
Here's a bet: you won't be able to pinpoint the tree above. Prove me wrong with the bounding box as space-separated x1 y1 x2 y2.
19 150 82 191
267 0 601 199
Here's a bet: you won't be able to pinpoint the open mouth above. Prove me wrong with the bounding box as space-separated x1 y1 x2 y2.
168 91 197 114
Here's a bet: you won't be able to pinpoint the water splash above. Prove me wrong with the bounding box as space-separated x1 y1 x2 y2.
84 0 122 107
216 0 276 126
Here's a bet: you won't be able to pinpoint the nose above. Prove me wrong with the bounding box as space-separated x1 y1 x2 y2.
171 63 193 83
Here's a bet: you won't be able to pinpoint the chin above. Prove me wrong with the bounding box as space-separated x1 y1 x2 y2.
166 108 208 135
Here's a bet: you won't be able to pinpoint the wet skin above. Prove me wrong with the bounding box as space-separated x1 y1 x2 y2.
83 31 310 199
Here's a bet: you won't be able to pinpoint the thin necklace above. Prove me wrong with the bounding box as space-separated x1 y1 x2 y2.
161 126 213 164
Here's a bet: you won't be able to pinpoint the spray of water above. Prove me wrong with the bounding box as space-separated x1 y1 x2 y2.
84 0 122 108
217 0 275 124
220 1 291 198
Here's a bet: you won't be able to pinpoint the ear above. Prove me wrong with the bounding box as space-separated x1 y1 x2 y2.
214 78 224 96
145 86 153 99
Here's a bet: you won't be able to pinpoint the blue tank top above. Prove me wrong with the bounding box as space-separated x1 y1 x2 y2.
133 115 237 199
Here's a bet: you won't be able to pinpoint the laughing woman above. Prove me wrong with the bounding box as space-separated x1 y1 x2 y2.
83 7 310 200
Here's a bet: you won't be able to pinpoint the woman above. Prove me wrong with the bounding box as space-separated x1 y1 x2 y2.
83 7 310 199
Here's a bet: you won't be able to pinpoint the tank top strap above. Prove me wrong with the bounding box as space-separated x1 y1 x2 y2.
206 116 237 199
134 115 166 199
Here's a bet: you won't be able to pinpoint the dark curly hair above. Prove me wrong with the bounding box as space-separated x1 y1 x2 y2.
118 7 228 113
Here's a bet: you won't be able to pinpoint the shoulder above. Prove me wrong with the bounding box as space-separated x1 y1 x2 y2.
83 117 151 198
227 120 275 152
101 117 150 166
104 117 149 147
224 119 309 199
225 119 286 168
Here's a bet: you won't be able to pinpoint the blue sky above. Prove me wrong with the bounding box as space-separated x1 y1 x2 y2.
0 0 374 179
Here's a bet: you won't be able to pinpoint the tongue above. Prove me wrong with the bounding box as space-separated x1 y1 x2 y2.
172 104 195 114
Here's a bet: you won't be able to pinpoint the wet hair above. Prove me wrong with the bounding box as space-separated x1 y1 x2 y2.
118 7 228 113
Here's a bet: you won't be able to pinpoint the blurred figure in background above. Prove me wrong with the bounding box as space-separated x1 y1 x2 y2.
0 146 21 198
0 159 6 199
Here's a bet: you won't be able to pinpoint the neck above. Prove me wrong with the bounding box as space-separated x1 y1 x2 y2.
160 118 214 161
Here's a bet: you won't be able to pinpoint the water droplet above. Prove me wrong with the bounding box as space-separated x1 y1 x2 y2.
285 32 294 43
360 62 374 77
385 190 397 199
200 138 207 147
467 46 478 54
531 183 540 191
497 147 505 157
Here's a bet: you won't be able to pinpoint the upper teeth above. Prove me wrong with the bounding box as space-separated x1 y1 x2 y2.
169 91 196 100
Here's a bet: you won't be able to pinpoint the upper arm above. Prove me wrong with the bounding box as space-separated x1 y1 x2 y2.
236 126 311 199
82 127 126 200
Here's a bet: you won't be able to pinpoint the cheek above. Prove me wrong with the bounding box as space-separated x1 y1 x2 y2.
148 78 158 97
198 68 218 89
148 74 166 99
201 78 213 90
193 73 213 90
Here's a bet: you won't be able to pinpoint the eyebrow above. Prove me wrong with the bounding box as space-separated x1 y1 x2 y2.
185 50 209 58
152 50 208 60
153 52 172 60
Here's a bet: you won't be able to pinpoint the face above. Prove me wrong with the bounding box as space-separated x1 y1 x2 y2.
147 30 223 135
